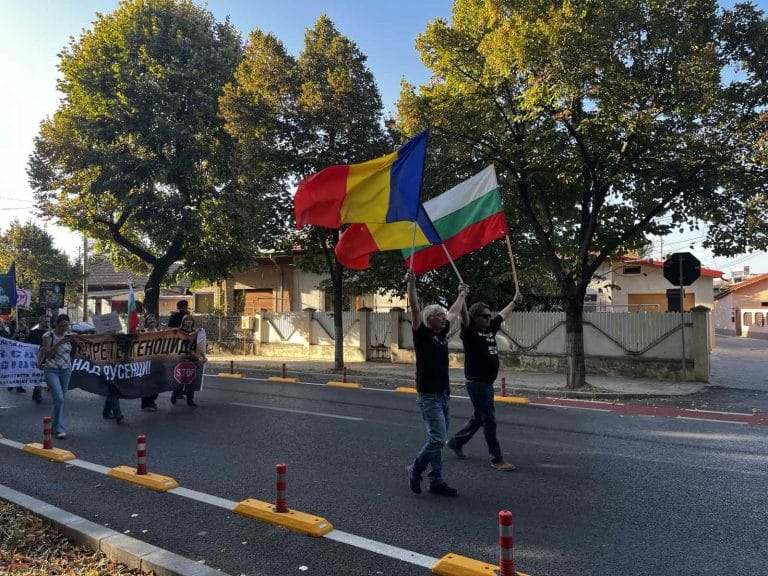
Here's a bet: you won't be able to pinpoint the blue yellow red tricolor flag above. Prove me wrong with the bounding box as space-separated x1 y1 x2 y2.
294 130 430 229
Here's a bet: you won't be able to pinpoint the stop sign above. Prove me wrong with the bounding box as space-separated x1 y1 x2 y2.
173 361 198 385
663 252 701 286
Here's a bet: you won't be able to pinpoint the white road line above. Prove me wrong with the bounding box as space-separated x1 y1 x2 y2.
168 487 238 510
67 459 111 474
676 416 748 425
324 529 438 568
230 402 364 421
0 438 24 449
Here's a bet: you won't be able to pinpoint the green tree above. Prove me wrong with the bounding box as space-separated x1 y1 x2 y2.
26 0 273 315
398 0 768 388
221 15 389 368
0 220 80 311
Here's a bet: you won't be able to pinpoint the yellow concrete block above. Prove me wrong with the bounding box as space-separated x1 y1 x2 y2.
494 395 530 404
326 381 363 389
22 443 76 462
267 376 300 383
217 372 244 379
107 466 179 492
432 553 529 576
394 386 418 394
233 498 333 537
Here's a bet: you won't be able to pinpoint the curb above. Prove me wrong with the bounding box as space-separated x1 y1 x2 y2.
0 484 232 576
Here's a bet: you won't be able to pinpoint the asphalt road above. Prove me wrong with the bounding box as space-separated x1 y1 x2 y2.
1 373 767 576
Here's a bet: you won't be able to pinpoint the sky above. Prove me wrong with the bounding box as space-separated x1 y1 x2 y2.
1 0 766 279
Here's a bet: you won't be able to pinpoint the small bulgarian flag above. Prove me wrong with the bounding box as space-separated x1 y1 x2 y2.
402 165 508 274
127 283 139 333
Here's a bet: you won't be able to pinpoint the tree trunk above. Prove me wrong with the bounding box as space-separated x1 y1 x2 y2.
142 257 178 316
332 259 344 370
564 291 587 390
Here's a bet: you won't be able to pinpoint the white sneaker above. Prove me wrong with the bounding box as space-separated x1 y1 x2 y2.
56 432 67 440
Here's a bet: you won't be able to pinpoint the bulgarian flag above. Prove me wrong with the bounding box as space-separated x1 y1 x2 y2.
127 283 139 333
402 165 508 274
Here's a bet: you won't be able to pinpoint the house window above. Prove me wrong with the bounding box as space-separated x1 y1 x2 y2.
755 313 765 327
743 312 753 326
622 266 642 275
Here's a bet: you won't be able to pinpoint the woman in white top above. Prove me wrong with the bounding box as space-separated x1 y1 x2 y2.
39 314 73 439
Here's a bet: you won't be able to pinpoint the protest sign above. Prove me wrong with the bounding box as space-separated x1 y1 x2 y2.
93 311 122 334
0 336 44 388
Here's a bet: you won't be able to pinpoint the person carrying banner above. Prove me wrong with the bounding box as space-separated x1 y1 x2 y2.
39 314 73 439
171 314 207 407
140 314 160 411
405 271 469 497
10 318 30 393
27 316 50 402
446 294 521 471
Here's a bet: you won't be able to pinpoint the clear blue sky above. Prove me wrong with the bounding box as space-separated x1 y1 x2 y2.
1 0 766 277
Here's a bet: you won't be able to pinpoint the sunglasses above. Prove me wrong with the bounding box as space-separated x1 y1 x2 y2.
478 313 492 319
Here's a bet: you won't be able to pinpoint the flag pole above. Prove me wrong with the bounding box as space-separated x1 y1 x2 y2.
505 235 520 295
408 223 418 273
441 244 464 284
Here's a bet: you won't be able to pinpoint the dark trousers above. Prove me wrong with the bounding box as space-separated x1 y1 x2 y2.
448 378 502 461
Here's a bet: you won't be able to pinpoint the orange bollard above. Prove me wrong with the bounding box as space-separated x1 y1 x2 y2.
275 463 288 513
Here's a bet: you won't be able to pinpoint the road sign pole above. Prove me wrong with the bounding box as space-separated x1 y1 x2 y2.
679 258 687 380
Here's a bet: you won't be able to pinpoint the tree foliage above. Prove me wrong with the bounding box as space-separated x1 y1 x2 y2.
0 220 80 309
221 15 389 367
397 0 768 387
26 0 279 314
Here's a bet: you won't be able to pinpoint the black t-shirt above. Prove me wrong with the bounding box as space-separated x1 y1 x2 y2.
168 310 186 328
461 315 503 382
413 322 450 394
28 328 46 347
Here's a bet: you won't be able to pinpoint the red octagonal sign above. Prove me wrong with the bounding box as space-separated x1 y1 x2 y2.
173 361 197 385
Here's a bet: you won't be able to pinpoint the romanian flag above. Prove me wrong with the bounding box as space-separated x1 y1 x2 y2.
335 205 441 270
402 166 508 274
127 283 139 333
294 131 429 229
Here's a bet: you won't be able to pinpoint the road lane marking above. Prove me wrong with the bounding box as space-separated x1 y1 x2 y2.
230 402 363 421
324 529 438 568
67 459 111 474
169 487 238 510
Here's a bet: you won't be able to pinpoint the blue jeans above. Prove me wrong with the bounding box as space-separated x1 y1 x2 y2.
44 368 72 435
411 392 450 486
449 378 502 461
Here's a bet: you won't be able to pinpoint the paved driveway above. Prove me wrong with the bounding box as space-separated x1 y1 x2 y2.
711 335 768 391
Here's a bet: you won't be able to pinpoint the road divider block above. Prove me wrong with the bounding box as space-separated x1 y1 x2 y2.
22 417 75 462
326 381 362 389
217 360 244 378
107 466 179 491
432 553 529 576
234 498 333 536
494 395 530 404
268 376 299 383
395 386 417 394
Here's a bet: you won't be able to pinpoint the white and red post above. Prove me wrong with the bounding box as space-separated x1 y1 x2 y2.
275 463 288 513
136 435 147 475
498 510 515 576
43 417 53 449
501 376 507 397
281 363 287 379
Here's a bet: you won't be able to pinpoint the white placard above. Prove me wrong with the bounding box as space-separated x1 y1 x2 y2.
93 311 122 334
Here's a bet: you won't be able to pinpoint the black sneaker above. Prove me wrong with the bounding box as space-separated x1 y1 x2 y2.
428 482 458 497
406 465 422 494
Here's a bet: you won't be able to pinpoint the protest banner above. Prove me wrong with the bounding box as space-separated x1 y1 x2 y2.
39 282 65 311
0 336 44 388
69 329 204 398
16 289 32 309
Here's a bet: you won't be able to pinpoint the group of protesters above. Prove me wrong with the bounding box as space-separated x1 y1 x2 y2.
2 298 208 440
405 271 520 497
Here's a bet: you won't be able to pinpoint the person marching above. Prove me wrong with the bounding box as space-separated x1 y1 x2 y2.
405 270 469 496
39 314 73 439
139 314 160 411
446 292 521 471
28 316 50 402
171 314 207 407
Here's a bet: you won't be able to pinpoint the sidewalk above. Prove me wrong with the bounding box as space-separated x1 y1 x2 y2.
206 353 706 399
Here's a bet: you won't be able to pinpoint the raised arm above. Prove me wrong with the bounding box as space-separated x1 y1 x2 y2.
460 298 470 327
405 271 422 330
498 290 523 319
446 282 470 324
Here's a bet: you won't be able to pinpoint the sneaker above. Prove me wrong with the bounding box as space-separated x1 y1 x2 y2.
16 387 26 393
103 413 116 420
56 432 67 440
115 415 125 424
428 482 458 496
406 465 422 494
491 459 516 471
32 394 42 404
446 441 468 460
142 404 158 412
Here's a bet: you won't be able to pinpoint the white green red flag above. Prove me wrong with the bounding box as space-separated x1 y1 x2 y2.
127 283 139 333
402 165 508 274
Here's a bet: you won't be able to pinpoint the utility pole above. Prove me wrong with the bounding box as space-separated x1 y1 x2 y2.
82 236 88 322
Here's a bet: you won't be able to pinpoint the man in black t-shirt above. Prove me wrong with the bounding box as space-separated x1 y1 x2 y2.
405 271 469 497
446 294 521 471
168 299 189 328
27 315 51 402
